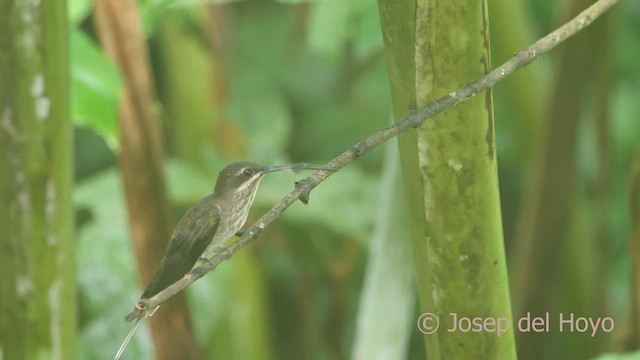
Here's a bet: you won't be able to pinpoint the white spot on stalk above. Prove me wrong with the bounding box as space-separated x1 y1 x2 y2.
432 287 443 308
31 74 43 95
49 280 62 360
17 0 41 52
21 10 34 25
17 190 31 217
16 170 25 183
1 108 17 137
22 33 35 51
447 159 463 172
36 96 50 120
2 108 31 219
417 129 434 222
16 273 33 298
426 237 440 267
31 74 50 121
459 254 469 262
46 179 57 246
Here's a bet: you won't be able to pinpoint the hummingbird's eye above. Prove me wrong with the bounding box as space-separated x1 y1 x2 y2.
242 168 253 177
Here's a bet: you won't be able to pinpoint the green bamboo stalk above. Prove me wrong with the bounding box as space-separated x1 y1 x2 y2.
630 152 640 350
158 9 218 170
0 0 75 358
376 0 516 358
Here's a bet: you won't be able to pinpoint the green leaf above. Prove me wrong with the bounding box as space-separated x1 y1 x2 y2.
352 140 415 359
70 29 122 147
68 0 92 25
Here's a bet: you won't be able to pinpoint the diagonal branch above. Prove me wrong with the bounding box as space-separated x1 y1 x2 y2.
126 0 618 321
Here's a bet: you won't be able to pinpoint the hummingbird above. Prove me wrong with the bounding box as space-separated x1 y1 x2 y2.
115 161 330 360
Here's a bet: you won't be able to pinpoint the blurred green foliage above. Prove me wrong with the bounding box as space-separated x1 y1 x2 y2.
69 0 640 359
593 350 640 360
75 168 152 359
70 29 122 146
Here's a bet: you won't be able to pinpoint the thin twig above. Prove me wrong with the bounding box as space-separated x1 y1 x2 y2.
125 0 618 321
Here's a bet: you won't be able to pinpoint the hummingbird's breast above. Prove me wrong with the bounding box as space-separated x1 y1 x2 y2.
203 184 260 256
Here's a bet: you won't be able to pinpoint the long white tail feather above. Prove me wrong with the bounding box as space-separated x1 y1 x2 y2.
114 306 158 360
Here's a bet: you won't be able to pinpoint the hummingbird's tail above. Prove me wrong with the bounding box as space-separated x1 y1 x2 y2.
115 306 158 360
114 315 143 360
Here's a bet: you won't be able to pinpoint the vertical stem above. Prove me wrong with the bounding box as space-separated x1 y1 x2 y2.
158 9 218 169
511 1 614 357
629 152 640 350
377 0 516 358
93 0 202 359
0 0 75 358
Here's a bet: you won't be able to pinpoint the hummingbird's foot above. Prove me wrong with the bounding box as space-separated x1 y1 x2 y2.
198 256 215 267
199 246 231 266
214 245 231 258
235 228 247 237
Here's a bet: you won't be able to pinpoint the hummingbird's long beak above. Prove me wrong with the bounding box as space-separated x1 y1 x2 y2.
266 163 333 173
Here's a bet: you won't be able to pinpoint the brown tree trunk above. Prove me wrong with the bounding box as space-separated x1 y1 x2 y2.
93 1 202 359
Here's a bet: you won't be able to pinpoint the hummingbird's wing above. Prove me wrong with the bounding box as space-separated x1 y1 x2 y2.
141 195 220 299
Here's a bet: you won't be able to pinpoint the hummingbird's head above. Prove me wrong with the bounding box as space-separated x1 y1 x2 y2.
213 162 271 196
213 161 331 197
214 161 300 196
